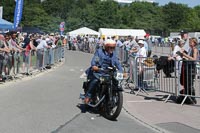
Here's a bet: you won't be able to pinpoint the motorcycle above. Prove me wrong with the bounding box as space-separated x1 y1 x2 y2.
80 66 124 120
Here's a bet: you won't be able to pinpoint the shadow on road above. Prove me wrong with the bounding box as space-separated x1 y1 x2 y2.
76 103 118 121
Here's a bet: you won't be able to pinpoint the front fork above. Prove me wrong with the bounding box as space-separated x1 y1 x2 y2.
108 80 114 106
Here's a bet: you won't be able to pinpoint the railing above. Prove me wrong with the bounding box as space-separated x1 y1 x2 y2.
0 46 64 82
115 46 199 105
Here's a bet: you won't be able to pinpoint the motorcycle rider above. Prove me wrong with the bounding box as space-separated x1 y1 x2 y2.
84 39 123 104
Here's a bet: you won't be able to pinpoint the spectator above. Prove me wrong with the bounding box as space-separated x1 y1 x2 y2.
0 34 10 82
84 37 89 52
22 35 36 75
36 35 51 71
56 35 64 61
8 31 24 75
129 37 139 58
3 34 12 77
172 39 185 74
144 33 153 57
179 30 190 53
135 40 147 89
177 37 199 104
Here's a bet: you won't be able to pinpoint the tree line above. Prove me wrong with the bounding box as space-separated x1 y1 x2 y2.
2 0 200 36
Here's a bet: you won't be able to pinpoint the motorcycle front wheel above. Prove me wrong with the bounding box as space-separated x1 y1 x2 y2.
103 91 123 120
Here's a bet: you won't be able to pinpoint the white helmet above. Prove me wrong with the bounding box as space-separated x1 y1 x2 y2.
104 39 116 48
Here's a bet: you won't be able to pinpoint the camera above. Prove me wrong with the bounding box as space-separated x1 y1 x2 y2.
176 51 183 57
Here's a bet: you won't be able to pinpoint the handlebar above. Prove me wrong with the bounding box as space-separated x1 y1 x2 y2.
99 66 117 72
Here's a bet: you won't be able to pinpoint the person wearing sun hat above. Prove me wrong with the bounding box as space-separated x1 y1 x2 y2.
136 40 147 60
135 40 147 89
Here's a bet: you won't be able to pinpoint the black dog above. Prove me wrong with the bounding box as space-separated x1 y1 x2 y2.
153 55 175 77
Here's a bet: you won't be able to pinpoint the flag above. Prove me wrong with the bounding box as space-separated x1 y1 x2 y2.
60 22 65 35
14 0 24 29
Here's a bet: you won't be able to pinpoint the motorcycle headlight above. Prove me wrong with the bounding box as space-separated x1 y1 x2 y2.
116 72 123 80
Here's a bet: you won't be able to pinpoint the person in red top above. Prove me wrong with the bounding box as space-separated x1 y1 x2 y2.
22 34 36 75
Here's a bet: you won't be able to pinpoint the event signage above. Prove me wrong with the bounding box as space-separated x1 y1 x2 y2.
60 22 65 35
14 0 24 29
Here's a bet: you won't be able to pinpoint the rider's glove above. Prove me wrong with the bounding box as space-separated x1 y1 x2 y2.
123 73 127 78
92 66 99 71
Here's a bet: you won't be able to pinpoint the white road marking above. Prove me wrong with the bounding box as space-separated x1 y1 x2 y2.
127 100 153 103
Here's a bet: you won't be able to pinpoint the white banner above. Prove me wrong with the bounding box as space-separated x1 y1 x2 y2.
0 6 3 19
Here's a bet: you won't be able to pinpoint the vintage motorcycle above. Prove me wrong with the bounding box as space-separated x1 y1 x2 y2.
80 66 123 120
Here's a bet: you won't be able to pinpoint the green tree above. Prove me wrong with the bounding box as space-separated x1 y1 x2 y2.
1 0 15 22
184 8 200 31
124 2 164 35
162 2 190 30
42 0 75 19
22 2 63 33
90 0 119 29
2 0 200 34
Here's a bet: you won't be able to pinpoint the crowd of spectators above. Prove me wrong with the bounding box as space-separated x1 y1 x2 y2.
0 31 66 82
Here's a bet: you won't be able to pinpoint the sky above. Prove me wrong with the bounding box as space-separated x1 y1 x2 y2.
155 0 200 7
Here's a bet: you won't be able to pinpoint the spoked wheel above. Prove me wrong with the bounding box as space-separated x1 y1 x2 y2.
103 91 123 120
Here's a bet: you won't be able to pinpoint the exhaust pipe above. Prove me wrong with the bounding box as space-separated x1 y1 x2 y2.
88 95 105 108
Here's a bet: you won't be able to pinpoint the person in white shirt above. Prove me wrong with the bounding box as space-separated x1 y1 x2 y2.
37 37 49 50
136 40 147 62
129 37 139 58
36 36 51 70
135 40 147 89
167 39 185 74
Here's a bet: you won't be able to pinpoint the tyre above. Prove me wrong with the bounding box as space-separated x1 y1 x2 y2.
103 91 123 120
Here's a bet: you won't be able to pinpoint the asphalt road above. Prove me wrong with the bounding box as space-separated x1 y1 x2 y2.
0 50 157 133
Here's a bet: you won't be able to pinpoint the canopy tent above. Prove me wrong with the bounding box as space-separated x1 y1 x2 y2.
0 18 14 30
99 28 146 38
68 27 100 36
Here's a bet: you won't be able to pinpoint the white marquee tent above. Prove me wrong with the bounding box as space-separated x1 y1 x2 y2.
99 28 146 38
68 27 100 36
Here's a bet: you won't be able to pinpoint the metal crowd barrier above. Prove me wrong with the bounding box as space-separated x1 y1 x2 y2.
123 55 200 105
0 46 64 82
177 60 200 105
116 46 128 64
128 56 177 103
133 57 157 95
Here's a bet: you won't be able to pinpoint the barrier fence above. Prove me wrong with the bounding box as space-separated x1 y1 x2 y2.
132 57 177 99
114 46 200 105
0 46 64 82
177 60 200 105
123 55 200 105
